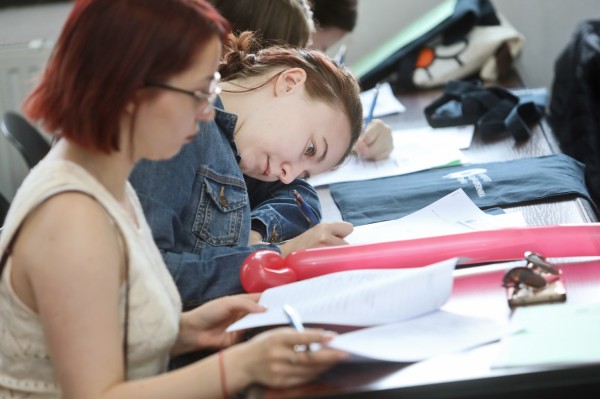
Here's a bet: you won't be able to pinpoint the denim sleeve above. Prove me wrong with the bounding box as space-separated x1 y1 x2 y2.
162 242 279 311
246 177 322 243
133 178 280 310
131 150 281 310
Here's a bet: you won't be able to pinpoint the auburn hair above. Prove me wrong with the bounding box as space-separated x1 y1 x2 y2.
24 0 230 153
220 32 363 165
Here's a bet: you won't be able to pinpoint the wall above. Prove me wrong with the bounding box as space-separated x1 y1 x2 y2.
0 2 71 200
343 0 600 89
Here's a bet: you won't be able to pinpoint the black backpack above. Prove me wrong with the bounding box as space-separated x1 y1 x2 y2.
548 20 600 204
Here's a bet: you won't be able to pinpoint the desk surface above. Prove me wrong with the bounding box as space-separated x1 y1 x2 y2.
247 258 600 399
249 77 600 399
318 77 598 225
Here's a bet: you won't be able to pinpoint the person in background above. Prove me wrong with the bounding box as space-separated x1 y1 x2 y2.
310 0 393 161
209 0 315 52
310 0 356 52
0 1 348 397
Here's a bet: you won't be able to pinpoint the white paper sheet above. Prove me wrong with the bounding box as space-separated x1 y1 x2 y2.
360 82 406 117
226 258 457 332
492 301 600 369
346 189 527 245
329 310 505 362
307 126 472 187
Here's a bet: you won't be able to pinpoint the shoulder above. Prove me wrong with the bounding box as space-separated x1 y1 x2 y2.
13 191 122 277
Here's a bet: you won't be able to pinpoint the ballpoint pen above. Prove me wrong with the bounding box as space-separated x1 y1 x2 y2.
292 189 319 226
283 304 311 352
364 82 381 128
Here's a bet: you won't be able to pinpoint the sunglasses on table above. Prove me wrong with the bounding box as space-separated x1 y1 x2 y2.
502 251 567 308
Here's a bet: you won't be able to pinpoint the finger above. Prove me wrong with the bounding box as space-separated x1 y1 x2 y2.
361 126 379 146
325 221 354 238
223 295 266 314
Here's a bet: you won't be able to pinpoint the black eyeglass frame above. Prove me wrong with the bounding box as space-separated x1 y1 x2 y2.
145 72 221 113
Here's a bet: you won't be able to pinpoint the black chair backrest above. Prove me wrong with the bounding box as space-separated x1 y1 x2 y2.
1 111 51 169
0 192 9 227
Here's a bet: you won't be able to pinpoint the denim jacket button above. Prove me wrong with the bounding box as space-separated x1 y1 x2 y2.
269 228 278 243
219 186 229 208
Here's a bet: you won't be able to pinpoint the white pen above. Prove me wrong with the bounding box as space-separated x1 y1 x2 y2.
283 304 305 331
283 304 311 352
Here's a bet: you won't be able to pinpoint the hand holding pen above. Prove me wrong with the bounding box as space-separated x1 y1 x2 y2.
354 83 394 161
293 189 319 226
277 190 352 257
363 82 381 128
283 304 311 352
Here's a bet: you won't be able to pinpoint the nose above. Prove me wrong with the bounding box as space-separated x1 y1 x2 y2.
278 163 296 184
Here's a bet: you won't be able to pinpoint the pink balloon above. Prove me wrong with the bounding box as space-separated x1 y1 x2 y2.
241 224 600 293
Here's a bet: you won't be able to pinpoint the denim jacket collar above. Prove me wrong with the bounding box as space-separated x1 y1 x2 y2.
213 96 241 164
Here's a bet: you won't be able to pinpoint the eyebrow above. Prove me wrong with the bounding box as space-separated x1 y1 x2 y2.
318 137 329 163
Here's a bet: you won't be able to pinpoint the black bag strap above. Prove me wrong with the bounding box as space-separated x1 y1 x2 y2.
424 79 545 141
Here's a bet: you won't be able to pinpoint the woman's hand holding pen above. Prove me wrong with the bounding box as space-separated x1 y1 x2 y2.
353 119 394 161
227 327 348 389
278 221 353 257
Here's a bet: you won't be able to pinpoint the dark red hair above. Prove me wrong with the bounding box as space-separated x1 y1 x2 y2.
24 0 230 153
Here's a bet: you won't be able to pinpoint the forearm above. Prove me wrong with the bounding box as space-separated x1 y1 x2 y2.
99 348 251 399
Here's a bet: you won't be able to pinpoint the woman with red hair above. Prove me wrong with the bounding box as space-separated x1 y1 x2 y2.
0 1 348 398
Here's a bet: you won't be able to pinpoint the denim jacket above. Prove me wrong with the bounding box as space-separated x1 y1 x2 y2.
129 98 320 310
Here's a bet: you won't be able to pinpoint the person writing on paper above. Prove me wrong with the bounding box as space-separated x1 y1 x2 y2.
0 0 349 397
309 0 393 161
129 32 361 313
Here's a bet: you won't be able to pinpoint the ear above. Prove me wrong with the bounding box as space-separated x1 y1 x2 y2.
274 68 307 96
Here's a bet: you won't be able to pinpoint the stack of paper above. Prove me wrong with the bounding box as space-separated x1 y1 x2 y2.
228 258 505 362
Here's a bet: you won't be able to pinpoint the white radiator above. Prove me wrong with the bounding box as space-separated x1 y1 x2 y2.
0 38 52 200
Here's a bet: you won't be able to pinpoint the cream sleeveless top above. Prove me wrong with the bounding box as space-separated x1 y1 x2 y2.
0 160 182 398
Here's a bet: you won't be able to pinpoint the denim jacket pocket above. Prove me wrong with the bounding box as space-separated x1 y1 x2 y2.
192 168 248 248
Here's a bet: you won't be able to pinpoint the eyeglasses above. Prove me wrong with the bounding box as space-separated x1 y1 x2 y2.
146 72 221 114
